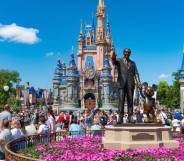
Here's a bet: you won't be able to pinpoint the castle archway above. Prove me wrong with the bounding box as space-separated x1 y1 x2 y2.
84 93 96 110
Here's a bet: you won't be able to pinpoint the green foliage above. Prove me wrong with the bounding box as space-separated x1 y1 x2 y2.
97 99 103 108
78 99 81 107
157 70 180 109
0 69 21 109
7 95 21 111
20 145 43 159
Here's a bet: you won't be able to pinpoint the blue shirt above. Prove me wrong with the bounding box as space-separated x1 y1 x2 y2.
69 123 82 137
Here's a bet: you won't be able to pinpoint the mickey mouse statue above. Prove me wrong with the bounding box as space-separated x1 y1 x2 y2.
140 82 157 123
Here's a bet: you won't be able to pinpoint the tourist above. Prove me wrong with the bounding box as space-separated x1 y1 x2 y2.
47 106 56 133
123 114 128 123
64 112 71 129
33 112 40 130
156 110 162 123
0 119 12 159
181 116 184 134
0 104 12 131
85 110 93 130
90 118 102 136
11 119 24 140
57 112 65 124
172 116 180 132
136 111 143 123
161 109 168 125
174 110 182 121
25 122 37 136
100 111 108 127
36 116 50 134
69 116 82 137
107 115 113 125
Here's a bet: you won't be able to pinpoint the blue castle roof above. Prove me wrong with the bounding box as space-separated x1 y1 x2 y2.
101 55 112 78
103 55 111 68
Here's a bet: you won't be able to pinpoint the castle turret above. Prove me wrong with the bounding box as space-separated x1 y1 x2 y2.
106 16 111 44
96 0 105 42
91 15 96 43
101 54 117 110
62 50 80 111
179 49 184 112
96 0 106 72
53 59 62 108
78 20 84 73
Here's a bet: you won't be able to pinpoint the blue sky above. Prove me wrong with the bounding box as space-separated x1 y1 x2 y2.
0 0 183 88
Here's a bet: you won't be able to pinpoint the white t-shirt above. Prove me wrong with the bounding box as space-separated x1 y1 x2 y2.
38 124 49 134
0 128 12 152
0 129 12 141
11 128 24 140
161 112 167 124
172 119 179 127
181 119 184 127
25 124 37 136
47 115 55 131
0 111 12 121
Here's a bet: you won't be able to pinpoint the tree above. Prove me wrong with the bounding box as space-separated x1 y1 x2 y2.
157 70 180 109
157 81 169 106
171 70 180 108
0 70 21 110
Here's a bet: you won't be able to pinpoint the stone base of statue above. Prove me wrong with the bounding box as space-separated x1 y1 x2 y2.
59 102 79 112
100 103 118 111
102 123 179 150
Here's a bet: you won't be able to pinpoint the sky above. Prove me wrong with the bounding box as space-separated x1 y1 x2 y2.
0 0 183 89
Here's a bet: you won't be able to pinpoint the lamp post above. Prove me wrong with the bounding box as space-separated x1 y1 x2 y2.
3 85 9 92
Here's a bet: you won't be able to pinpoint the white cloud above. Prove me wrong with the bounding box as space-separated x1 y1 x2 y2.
0 23 40 44
158 73 171 79
45 52 55 57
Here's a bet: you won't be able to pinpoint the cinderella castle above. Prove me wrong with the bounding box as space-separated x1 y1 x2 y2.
52 0 139 111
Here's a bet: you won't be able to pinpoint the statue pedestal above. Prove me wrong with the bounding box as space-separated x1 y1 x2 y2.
102 124 179 150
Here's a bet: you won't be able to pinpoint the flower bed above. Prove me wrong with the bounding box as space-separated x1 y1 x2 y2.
20 136 184 161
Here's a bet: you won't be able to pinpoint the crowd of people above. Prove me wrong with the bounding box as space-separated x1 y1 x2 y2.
0 104 183 159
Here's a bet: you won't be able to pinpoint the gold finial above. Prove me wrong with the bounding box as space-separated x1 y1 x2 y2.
99 0 104 6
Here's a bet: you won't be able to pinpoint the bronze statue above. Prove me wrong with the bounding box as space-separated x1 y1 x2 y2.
111 48 142 123
140 82 157 123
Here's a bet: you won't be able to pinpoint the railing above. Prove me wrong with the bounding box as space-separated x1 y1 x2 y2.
5 129 105 161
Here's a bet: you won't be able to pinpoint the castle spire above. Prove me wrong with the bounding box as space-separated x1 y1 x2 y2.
80 19 83 34
96 0 106 42
99 0 105 7
78 20 84 43
181 47 184 71
106 14 111 42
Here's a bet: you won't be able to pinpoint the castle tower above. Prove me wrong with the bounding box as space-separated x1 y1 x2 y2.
62 52 80 111
96 0 106 72
106 15 111 45
101 54 117 111
53 59 62 108
179 49 184 112
78 20 84 73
